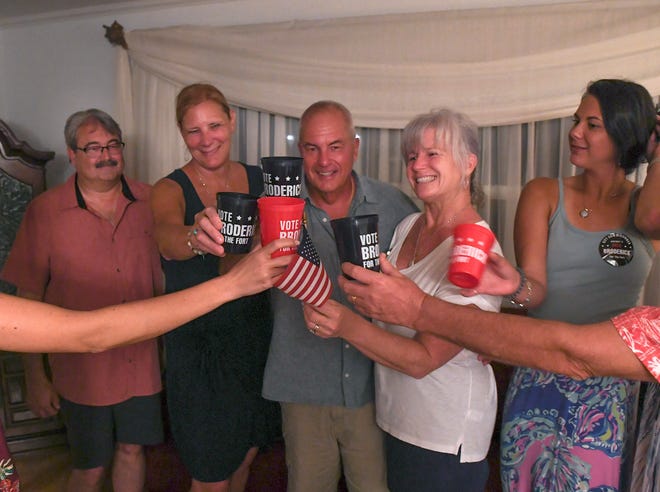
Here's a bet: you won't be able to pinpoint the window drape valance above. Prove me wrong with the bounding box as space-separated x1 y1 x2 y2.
114 0 659 259
119 0 660 129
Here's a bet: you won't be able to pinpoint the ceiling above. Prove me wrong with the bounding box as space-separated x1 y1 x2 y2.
2 0 183 18
0 0 188 25
0 0 583 27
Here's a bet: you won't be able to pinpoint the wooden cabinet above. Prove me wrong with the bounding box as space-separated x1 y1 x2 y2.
0 119 66 452
0 354 66 452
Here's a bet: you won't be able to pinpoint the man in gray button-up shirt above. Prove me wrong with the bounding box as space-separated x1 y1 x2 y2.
262 100 417 492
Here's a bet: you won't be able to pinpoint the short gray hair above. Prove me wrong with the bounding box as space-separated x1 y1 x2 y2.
299 100 356 142
64 109 122 150
401 108 484 206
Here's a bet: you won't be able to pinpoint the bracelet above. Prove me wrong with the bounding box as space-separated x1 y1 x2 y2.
510 279 532 309
508 267 532 309
186 228 205 256
509 267 526 299
649 157 660 168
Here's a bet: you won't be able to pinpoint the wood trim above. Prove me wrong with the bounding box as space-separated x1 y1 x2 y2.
0 120 52 196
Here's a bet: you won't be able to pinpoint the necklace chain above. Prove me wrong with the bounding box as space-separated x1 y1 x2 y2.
579 186 626 219
411 205 471 266
411 224 424 266
195 164 231 193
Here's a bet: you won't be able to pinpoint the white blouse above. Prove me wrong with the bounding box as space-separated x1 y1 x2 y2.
375 213 502 463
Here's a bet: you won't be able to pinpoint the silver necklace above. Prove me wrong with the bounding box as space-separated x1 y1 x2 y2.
579 207 591 219
579 187 625 219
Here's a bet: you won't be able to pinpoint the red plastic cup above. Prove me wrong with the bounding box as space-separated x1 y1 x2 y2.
257 196 305 257
448 223 495 288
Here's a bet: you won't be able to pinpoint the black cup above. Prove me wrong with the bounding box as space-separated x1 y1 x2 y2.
261 156 303 197
216 192 259 254
331 214 380 274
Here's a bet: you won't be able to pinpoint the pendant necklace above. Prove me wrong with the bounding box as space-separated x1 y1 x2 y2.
579 186 625 219
195 164 231 196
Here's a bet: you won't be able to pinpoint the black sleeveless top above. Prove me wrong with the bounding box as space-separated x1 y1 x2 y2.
160 163 280 482
161 164 264 292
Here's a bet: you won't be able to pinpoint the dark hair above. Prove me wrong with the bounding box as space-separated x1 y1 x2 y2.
585 79 655 173
64 109 122 150
176 83 232 128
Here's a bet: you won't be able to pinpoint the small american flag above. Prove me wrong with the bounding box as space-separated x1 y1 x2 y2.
274 226 332 307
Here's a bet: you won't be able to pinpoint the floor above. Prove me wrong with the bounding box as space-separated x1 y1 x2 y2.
10 363 513 491
10 440 289 492
12 430 502 492
13 444 73 491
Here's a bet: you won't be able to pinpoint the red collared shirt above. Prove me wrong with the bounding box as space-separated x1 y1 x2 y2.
1 174 163 405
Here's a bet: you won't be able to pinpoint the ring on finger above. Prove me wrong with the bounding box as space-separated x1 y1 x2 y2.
312 323 319 334
186 228 205 256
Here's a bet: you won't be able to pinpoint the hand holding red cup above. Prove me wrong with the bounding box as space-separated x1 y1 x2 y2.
448 223 495 289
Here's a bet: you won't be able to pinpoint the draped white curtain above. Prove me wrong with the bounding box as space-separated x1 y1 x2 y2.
115 0 660 258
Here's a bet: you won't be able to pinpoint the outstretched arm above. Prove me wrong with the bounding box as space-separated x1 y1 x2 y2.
0 239 296 353
410 294 652 381
339 255 654 382
151 177 226 259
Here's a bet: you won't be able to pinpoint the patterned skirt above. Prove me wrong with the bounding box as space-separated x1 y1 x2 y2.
500 367 639 492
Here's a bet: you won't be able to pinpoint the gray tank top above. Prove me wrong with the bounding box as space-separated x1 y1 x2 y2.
529 179 654 324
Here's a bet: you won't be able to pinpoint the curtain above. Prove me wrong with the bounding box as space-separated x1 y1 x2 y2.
115 0 660 259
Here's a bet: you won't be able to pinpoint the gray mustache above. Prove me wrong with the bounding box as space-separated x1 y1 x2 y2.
95 159 119 169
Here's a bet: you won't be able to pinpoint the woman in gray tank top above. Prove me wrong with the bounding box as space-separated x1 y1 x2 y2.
499 79 659 492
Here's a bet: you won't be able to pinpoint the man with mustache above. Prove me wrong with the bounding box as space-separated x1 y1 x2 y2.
1 109 164 492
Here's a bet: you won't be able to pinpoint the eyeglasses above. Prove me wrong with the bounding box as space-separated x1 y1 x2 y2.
75 141 125 158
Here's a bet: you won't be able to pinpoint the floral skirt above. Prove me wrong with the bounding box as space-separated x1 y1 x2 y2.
500 367 638 492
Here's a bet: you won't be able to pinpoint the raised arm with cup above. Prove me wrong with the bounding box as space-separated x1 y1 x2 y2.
338 256 656 382
1 238 295 354
0 237 294 487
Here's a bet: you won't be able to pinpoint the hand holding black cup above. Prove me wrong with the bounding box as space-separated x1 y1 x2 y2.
216 192 259 254
331 214 380 276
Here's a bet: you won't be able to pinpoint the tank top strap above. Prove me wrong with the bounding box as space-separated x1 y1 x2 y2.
546 177 565 227
165 168 203 225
